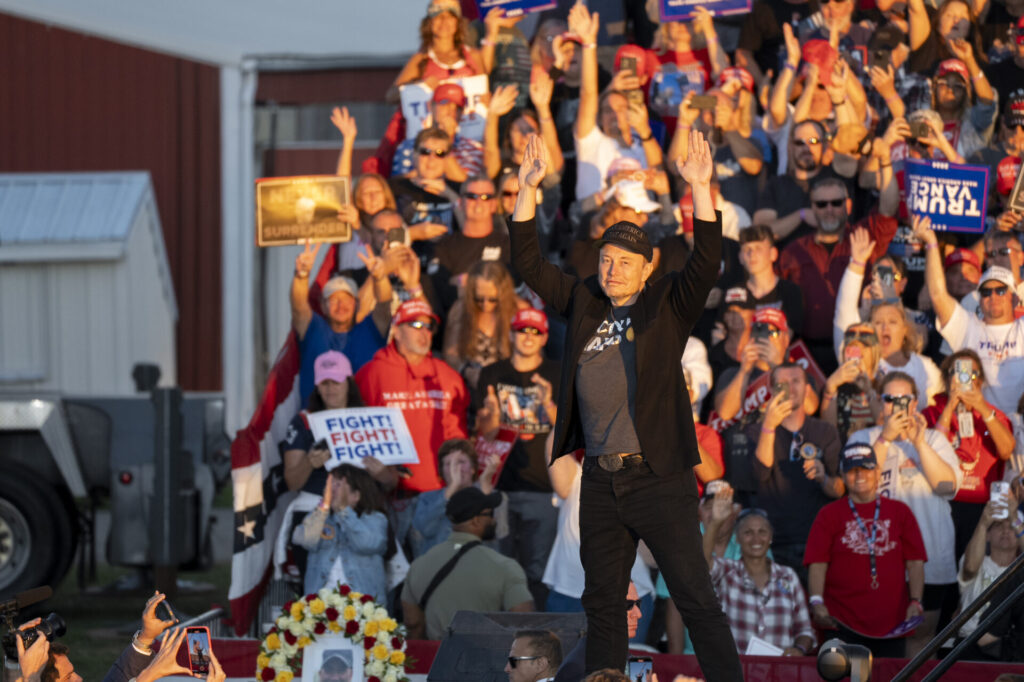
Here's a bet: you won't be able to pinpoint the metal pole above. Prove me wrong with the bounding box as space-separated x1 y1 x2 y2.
920 580 1024 682
892 552 1024 682
151 387 183 597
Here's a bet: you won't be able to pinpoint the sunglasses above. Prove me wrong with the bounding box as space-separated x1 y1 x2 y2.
515 327 544 335
813 199 845 208
418 147 449 158
508 656 541 669
794 137 822 146
405 320 437 332
882 393 913 403
844 328 879 344
502 190 519 197
737 507 769 522
463 192 494 201
987 247 1018 258
625 598 642 612
980 285 1010 298
474 296 500 305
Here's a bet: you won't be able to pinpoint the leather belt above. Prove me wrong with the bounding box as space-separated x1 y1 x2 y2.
596 453 646 472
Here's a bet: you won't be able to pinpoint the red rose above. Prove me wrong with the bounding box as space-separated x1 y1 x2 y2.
345 620 359 635
314 622 327 635
368 677 381 682
283 601 294 612
261 667 276 681
359 594 373 604
305 594 316 602
363 636 376 650
284 631 297 646
325 607 339 621
339 585 351 595
391 637 402 649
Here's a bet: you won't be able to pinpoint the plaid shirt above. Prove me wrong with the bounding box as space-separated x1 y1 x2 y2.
710 557 816 653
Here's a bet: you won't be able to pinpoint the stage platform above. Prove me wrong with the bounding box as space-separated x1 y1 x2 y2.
209 637 1023 681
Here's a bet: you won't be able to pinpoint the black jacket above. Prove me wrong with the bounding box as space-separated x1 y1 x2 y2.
102 643 151 682
509 212 722 475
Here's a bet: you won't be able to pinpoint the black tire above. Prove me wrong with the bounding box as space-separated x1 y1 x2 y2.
0 468 75 598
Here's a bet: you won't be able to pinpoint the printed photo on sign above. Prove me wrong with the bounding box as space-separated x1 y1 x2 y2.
475 0 556 17
648 64 706 119
659 0 752 21
307 407 420 469
905 159 988 234
495 381 553 435
400 74 489 142
300 636 361 682
256 175 353 246
1009 160 1024 214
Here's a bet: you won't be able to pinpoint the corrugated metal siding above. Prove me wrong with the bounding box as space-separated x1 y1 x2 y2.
0 13 222 390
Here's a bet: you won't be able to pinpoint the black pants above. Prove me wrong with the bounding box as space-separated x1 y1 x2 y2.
580 458 744 681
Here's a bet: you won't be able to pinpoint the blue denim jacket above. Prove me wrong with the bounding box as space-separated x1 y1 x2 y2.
294 507 389 599
410 489 452 558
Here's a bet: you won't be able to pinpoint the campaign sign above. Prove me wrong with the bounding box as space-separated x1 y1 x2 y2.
307 407 419 470
400 73 489 142
255 175 352 246
905 158 988 234
659 0 752 21
474 427 519 488
475 0 555 16
1009 161 1024 214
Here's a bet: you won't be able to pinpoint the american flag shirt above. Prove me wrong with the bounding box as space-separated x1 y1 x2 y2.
709 557 816 653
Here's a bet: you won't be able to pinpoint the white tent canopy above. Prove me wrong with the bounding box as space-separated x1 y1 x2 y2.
0 0 425 66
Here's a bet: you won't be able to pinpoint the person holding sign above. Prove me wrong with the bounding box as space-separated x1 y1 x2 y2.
292 464 391 599
510 128 742 679
917 213 1024 417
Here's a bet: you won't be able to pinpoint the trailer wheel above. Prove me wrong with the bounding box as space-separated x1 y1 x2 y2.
0 472 71 597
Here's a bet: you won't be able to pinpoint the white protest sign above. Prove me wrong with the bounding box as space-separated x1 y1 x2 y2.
307 407 420 470
399 73 489 142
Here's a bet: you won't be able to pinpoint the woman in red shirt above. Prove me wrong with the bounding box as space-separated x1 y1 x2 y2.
922 349 1015 559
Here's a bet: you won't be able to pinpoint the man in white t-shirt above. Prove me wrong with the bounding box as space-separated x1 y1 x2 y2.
568 4 661 201
846 370 961 658
917 215 1024 417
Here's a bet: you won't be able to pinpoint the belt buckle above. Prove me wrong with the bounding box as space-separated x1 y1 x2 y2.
597 453 624 472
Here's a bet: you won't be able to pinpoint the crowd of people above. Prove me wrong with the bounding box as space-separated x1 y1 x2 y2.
274 0 1024 672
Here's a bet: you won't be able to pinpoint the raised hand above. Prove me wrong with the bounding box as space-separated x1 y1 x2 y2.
997 211 1024 232
16 632 50 682
677 91 701 127
691 7 715 37
710 484 735 524
783 23 801 68
849 227 876 266
763 391 795 431
626 99 652 137
330 106 358 140
337 204 359 226
294 239 321 278
609 68 641 92
488 84 519 118
567 2 599 45
139 592 178 648
911 213 936 246
357 244 386 281
679 129 712 187
530 68 554 111
136 627 193 682
869 64 898 99
206 647 227 682
519 134 548 189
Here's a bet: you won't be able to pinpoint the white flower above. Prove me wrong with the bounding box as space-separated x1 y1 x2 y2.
361 602 377 619
288 621 306 637
383 672 398 682
269 652 288 670
367 660 386 677
276 616 290 630
318 587 332 602
374 607 388 620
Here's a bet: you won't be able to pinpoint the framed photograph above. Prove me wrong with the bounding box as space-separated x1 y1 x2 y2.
255 175 353 246
300 635 361 682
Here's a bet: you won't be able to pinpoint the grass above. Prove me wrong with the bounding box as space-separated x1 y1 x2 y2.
17 562 232 681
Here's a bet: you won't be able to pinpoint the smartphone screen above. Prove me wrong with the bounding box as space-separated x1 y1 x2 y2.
627 656 653 682
185 627 212 676
619 56 637 77
691 94 717 110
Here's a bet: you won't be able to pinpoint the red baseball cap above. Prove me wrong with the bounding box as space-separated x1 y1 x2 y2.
432 83 467 107
511 308 548 335
753 307 789 332
801 40 838 87
393 299 440 326
944 248 981 271
936 59 971 85
997 156 1022 196
718 67 755 93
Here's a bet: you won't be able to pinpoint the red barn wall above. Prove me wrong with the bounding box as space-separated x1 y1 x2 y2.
0 13 223 390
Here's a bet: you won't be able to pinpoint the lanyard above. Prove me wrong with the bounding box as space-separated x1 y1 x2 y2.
848 496 882 590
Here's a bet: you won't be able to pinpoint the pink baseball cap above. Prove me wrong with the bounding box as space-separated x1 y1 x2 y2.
314 350 353 385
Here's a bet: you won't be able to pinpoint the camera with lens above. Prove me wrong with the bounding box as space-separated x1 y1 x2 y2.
1 612 67 661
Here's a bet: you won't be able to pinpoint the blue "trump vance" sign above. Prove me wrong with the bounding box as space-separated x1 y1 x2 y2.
905 158 988 234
